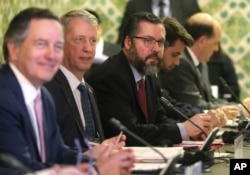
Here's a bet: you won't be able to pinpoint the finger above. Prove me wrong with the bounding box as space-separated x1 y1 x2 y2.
98 143 114 158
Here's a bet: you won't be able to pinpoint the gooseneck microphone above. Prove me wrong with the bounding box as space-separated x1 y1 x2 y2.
219 77 250 117
109 117 206 167
0 152 32 174
109 118 167 162
219 77 250 144
160 97 207 137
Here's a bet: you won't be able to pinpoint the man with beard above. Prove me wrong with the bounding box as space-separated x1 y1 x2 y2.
86 12 212 146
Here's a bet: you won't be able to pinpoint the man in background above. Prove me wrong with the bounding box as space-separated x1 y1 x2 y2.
207 44 240 102
117 0 201 43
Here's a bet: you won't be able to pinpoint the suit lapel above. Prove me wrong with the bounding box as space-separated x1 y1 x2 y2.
1 64 40 158
184 49 212 101
199 63 213 101
40 87 49 160
145 76 152 123
85 84 105 141
119 52 147 123
54 70 85 138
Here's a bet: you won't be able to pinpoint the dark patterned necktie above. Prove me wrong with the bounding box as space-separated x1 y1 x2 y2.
197 63 206 81
138 79 148 120
78 84 96 137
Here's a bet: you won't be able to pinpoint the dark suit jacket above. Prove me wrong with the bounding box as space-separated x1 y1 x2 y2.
86 51 182 146
207 51 240 102
159 48 231 110
117 0 201 43
103 41 121 57
44 70 105 150
0 168 22 175
159 88 202 121
85 41 121 78
0 64 89 171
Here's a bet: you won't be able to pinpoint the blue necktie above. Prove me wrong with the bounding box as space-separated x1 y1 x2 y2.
78 83 96 138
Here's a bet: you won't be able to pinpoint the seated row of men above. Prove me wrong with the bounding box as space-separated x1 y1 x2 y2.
0 6 249 175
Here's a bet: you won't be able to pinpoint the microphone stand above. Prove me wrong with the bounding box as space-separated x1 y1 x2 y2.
109 118 168 163
219 77 250 144
160 97 216 168
160 97 208 137
0 153 32 174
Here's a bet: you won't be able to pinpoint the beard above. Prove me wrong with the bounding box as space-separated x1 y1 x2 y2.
128 45 162 75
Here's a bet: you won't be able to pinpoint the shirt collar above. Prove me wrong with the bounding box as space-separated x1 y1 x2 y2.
9 63 40 105
152 0 170 7
60 65 85 91
129 63 145 83
187 47 200 67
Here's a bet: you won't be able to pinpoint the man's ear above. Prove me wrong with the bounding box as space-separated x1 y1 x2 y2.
196 35 207 48
124 36 132 50
6 42 19 62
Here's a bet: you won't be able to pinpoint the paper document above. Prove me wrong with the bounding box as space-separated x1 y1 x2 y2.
173 139 224 149
130 146 183 163
131 147 182 173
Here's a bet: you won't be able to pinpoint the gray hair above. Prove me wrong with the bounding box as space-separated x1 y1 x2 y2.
60 9 98 36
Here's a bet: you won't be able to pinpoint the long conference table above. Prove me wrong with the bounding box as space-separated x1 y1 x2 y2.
203 143 250 175
132 142 250 175
132 125 250 175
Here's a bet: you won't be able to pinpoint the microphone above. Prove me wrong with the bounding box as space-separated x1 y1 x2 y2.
109 118 205 167
219 77 250 143
160 96 207 137
219 77 250 118
0 152 32 174
109 118 168 162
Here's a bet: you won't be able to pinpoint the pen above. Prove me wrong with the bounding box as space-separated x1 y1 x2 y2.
114 131 123 147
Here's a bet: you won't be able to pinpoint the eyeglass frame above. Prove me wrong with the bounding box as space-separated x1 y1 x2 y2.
130 35 169 48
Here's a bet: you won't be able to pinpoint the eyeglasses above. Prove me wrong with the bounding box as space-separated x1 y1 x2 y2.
131 36 169 48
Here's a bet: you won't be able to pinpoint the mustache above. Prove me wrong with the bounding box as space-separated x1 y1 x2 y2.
145 52 160 61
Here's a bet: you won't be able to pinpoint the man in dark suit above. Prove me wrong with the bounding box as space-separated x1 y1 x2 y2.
0 7 90 171
207 44 240 102
87 12 212 146
44 9 126 153
117 0 201 43
0 7 135 174
159 13 241 119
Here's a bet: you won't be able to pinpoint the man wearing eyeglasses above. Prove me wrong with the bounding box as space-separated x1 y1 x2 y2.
87 12 212 146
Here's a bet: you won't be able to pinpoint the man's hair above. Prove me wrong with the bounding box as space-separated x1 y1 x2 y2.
60 9 98 36
184 15 214 41
85 9 101 25
121 11 163 47
3 7 59 61
163 17 194 47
